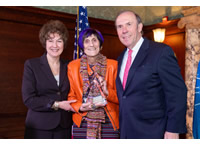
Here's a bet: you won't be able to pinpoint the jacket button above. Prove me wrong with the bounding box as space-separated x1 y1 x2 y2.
57 92 61 95
122 96 126 99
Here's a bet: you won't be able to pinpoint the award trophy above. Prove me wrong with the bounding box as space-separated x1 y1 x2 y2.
92 95 107 105
82 74 107 105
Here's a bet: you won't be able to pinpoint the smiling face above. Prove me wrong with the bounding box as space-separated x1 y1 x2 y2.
46 33 64 58
115 11 143 49
83 34 101 57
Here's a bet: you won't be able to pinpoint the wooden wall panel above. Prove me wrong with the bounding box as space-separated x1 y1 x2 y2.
164 33 185 78
143 19 185 79
0 20 42 114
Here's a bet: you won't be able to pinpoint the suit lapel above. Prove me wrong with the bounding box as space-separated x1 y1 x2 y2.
125 38 149 91
116 49 126 95
40 53 58 88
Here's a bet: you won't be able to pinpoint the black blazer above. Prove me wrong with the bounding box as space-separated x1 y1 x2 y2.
22 53 72 130
116 38 187 138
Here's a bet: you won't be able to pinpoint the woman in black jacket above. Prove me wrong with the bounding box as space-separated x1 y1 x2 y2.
22 20 76 139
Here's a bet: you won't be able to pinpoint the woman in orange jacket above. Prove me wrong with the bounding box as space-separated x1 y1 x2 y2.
68 28 119 139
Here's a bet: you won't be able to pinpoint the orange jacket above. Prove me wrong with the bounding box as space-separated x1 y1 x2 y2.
68 58 119 130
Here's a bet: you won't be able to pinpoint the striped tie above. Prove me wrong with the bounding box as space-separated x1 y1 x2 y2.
123 49 133 90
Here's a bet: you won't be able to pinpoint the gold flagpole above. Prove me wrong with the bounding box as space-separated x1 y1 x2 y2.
77 6 79 59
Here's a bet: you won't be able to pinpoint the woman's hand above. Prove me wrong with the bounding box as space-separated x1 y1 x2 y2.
58 100 77 112
79 101 106 112
94 74 108 97
79 102 93 112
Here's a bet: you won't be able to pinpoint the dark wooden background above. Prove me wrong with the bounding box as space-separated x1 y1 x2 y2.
0 6 185 138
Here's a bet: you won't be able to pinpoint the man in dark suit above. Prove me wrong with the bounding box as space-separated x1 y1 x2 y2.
115 10 187 139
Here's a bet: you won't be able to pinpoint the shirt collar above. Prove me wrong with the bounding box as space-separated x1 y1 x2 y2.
127 37 144 53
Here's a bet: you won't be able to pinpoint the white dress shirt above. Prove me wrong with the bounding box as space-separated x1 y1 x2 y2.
119 37 144 84
54 74 59 86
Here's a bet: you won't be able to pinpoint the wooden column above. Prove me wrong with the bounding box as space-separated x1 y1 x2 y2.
178 6 200 139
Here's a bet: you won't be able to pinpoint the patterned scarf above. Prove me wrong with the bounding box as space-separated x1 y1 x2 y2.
80 53 107 139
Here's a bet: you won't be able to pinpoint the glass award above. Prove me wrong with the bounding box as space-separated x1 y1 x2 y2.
92 95 107 105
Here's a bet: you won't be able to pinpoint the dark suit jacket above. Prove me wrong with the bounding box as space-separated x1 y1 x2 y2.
116 38 187 139
22 53 72 130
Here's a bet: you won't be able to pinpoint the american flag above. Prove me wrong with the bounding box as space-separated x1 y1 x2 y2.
73 6 90 59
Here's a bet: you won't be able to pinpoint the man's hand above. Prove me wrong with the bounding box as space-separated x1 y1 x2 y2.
164 131 179 139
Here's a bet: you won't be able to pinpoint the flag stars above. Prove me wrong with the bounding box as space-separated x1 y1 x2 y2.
74 6 89 59
80 12 85 16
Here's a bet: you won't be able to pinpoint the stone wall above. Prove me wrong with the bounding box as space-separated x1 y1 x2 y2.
178 6 200 139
